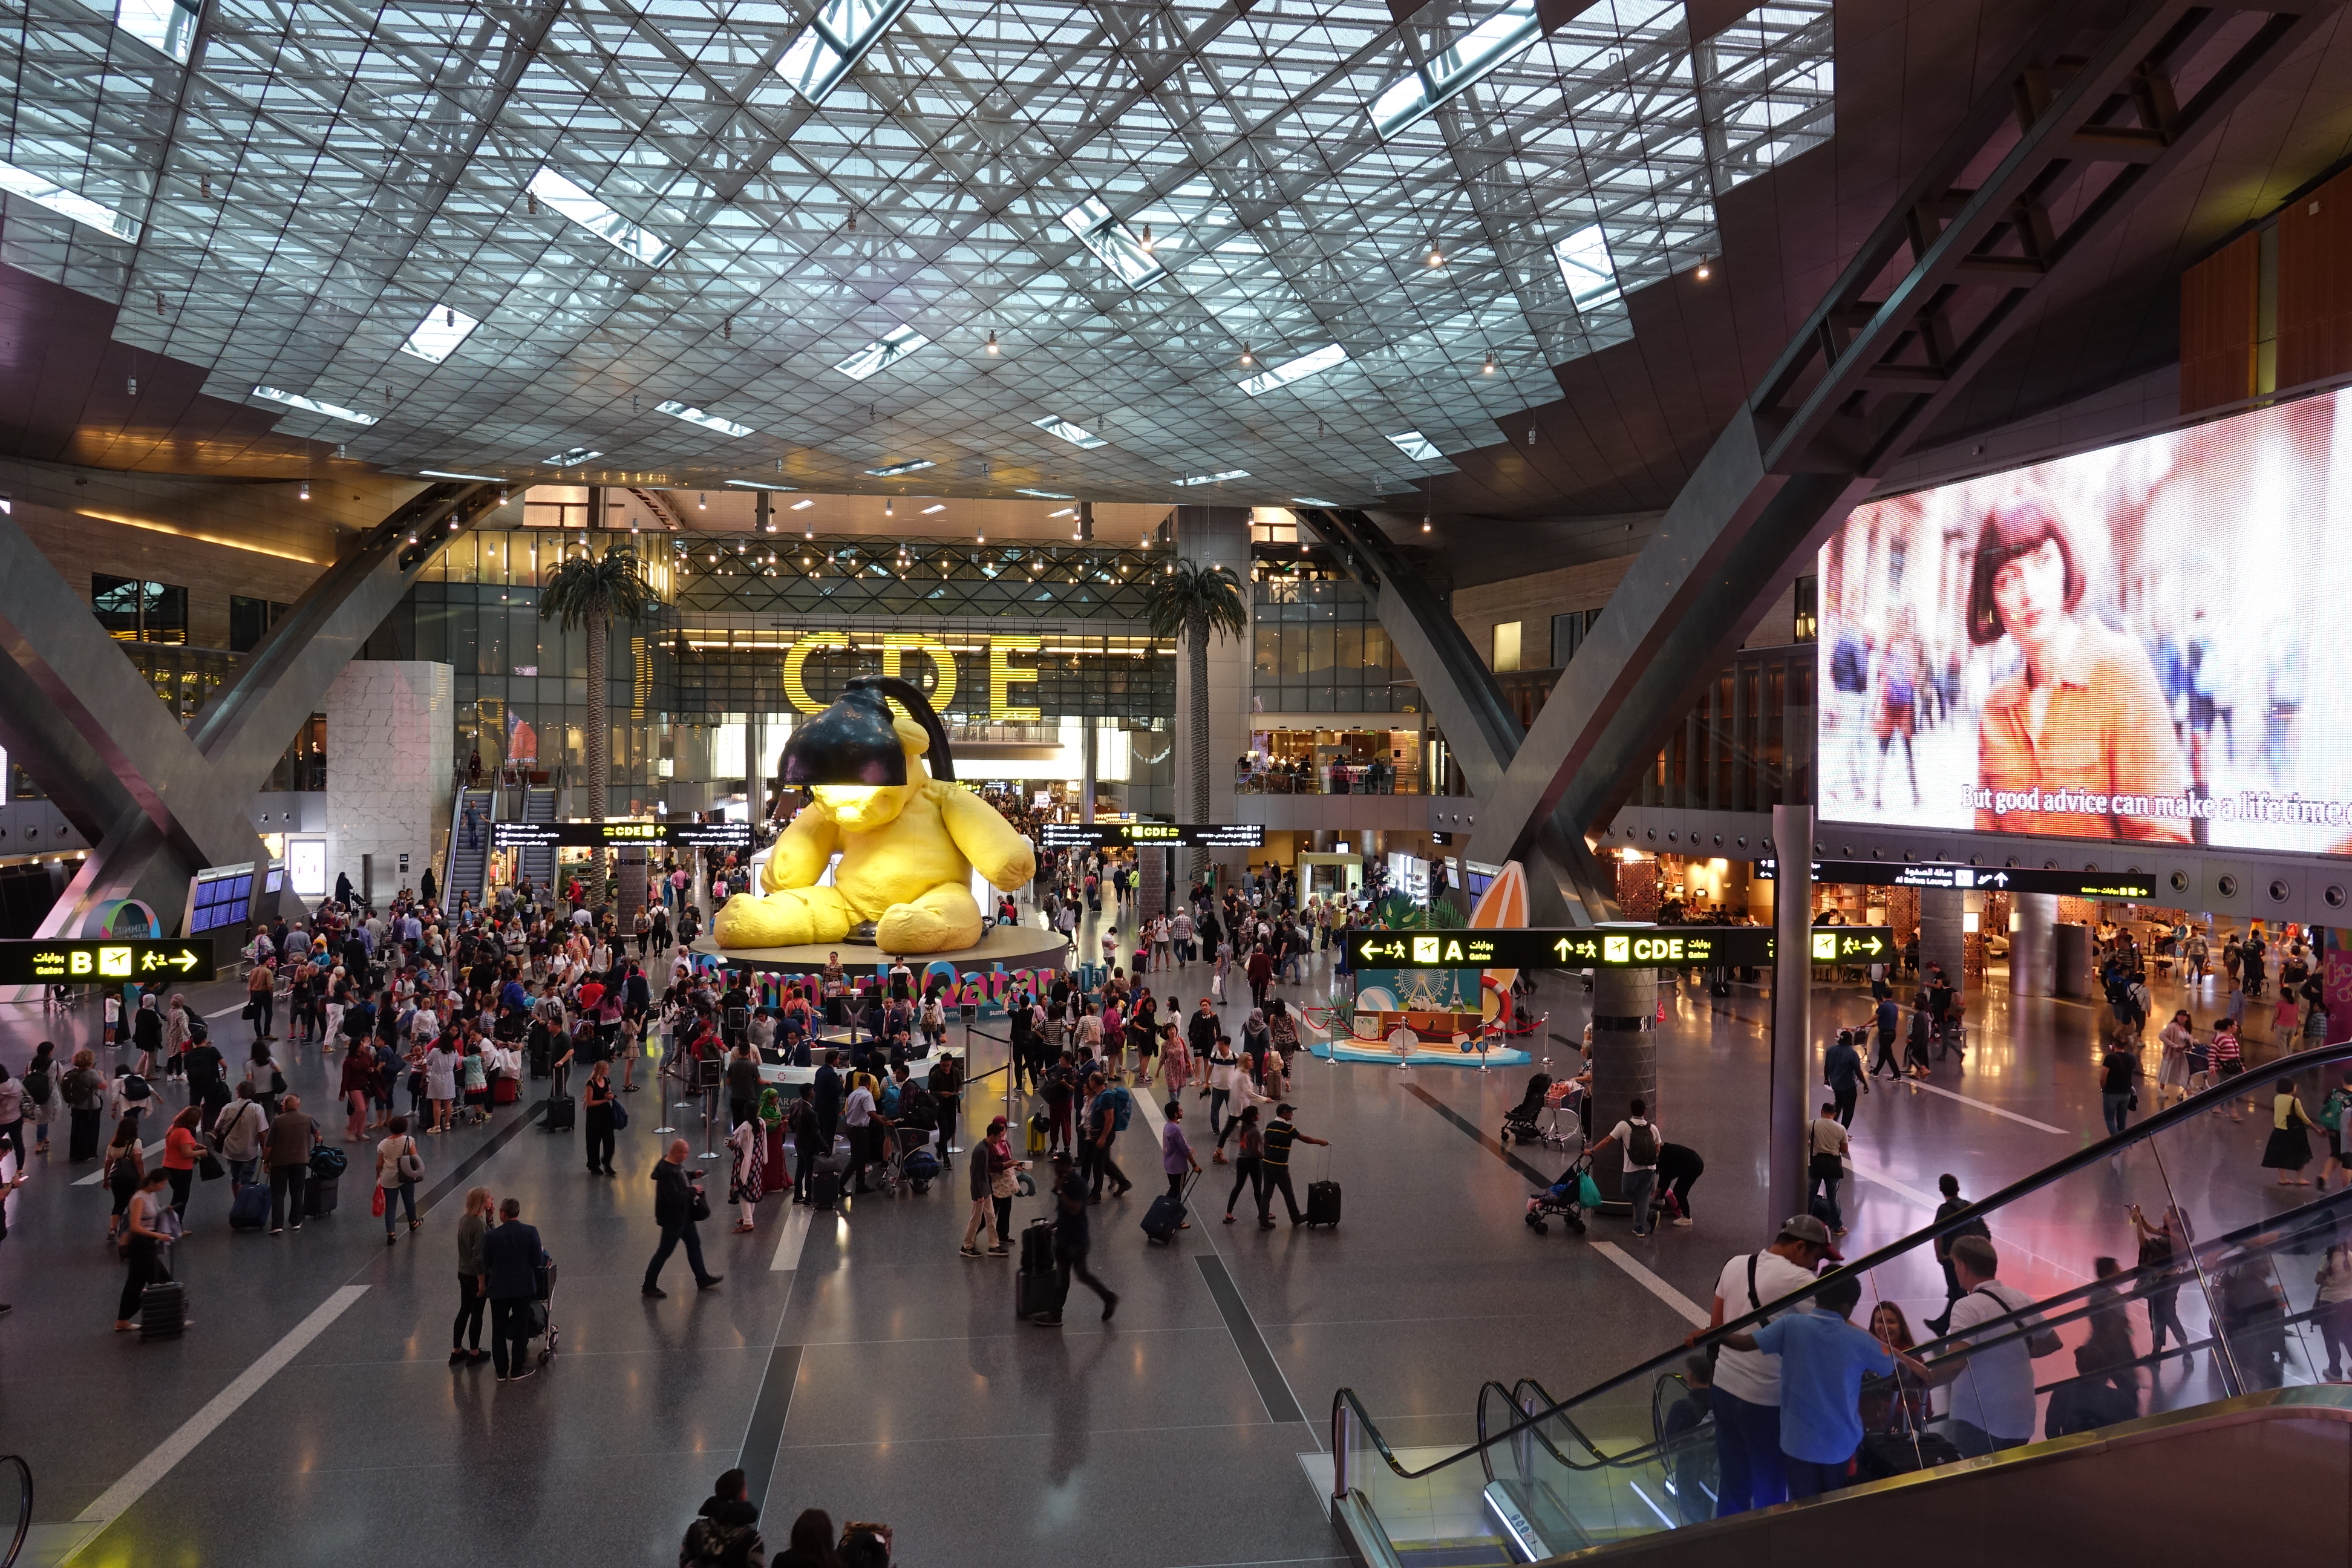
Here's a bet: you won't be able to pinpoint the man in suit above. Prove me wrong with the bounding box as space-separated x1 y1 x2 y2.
812 1051 844 1150
643 1138 723 1298
480 1196 550 1382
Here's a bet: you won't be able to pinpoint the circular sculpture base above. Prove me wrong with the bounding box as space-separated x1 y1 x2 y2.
690 923 1073 974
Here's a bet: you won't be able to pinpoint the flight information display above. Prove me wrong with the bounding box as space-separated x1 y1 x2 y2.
1756 858 2156 899
1037 822 1266 849
492 821 753 849
0 939 217 984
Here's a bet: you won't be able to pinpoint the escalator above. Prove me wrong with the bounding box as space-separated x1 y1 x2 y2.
1328 1039 2352 1566
441 787 495 910
514 784 558 894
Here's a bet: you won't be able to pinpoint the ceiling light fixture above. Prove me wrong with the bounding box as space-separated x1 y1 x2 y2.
1696 257 1713 281
299 482 310 501
1426 243 1444 267
921 503 945 514
985 328 999 354
790 498 814 510
1238 343 1254 367
884 500 893 515
1482 352 1496 374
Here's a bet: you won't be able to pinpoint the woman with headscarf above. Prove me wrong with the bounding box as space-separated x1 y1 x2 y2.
759 1085 789 1199
728 1094 768 1231
162 996 192 1080
1966 495 2192 842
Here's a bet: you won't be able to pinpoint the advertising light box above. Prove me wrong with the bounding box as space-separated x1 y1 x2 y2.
1817 385 2352 857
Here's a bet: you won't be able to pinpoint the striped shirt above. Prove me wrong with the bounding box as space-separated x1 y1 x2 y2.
1263 1118 1300 1167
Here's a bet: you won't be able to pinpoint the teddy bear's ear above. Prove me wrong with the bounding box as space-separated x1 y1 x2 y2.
887 713 930 755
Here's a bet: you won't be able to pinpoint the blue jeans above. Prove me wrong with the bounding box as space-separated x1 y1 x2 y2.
1711 1388 1787 1515
1783 1454 1851 1500
1623 1168 1657 1235
382 1179 417 1232
2102 1092 2129 1137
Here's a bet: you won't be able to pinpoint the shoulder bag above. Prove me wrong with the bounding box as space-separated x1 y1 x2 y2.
397 1137 425 1184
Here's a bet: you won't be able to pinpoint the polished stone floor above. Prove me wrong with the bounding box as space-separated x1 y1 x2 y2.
0 896 2319 1567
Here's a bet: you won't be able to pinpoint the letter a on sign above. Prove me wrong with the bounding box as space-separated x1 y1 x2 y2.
1443 940 1464 962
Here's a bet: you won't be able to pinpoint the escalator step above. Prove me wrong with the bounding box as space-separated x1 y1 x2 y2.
1396 1541 1514 1567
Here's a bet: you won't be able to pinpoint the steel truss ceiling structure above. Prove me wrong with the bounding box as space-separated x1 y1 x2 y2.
2 0 1830 503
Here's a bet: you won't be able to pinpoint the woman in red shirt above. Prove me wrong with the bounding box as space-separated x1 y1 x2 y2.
162 1105 205 1220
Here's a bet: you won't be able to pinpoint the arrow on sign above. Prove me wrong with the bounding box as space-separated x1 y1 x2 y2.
171 949 200 971
1988 872 2010 887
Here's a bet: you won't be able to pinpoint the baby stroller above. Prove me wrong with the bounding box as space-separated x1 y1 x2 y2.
1525 1157 1590 1236
1501 1073 1552 1145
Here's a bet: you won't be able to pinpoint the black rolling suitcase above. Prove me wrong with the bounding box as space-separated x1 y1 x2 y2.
544 1095 575 1132
305 1173 340 1217
806 1168 843 1211
1304 1179 1341 1228
139 1278 188 1339
1016 1218 1064 1319
1141 1177 1192 1244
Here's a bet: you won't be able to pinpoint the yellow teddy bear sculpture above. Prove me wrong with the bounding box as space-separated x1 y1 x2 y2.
713 711 1036 955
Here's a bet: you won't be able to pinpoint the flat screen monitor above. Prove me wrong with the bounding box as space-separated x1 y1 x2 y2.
1817 384 2352 857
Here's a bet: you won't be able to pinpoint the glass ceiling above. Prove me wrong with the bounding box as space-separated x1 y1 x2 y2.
1 0 1831 505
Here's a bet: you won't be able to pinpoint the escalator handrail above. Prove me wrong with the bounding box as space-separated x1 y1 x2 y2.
1332 1033 2352 1488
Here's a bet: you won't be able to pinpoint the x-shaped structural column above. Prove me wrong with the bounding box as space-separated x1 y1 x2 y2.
0 481 497 943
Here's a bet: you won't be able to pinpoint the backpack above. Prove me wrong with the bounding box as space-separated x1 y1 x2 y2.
2322 1089 2352 1133
23 1064 50 1105
680 1518 762 1568
1109 1084 1134 1132
1627 1119 1658 1166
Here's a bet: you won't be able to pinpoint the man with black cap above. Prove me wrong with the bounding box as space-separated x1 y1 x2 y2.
1688 1214 1840 1516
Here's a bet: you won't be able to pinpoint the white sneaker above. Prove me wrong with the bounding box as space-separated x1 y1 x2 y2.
1672 1217 1693 1228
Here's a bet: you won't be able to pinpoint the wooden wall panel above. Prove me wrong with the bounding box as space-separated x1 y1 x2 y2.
2178 230 2259 416
2276 166 2352 394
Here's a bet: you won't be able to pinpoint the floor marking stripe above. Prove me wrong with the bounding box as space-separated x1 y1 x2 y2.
1903 1079 2070 1134
74 1140 164 1186
769 1202 815 1272
65 1285 370 1560
735 1344 805 1515
1588 1242 1710 1328
414 1099 547 1215
1197 1254 1308 1425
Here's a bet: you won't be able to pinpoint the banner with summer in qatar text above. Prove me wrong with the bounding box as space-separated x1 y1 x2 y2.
1817 385 2352 856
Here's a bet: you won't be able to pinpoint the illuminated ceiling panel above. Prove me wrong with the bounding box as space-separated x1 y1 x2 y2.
0 0 1831 501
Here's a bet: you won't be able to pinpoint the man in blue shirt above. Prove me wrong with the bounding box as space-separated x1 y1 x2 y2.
1823 1028 1868 1128
1720 1270 1925 1500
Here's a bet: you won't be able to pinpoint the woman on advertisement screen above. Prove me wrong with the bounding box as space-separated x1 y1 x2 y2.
1968 496 2192 843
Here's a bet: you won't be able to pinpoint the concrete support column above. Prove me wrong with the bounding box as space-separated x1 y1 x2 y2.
1588 953 1657 1207
2011 892 2056 998
1769 803 1812 1233
1173 506 1250 881
1919 888 1967 999
1080 724 1097 825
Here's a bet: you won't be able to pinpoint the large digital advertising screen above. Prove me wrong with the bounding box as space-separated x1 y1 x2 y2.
1818 385 2352 855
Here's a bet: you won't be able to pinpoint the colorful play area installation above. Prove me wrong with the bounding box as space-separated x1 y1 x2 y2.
1307 862 1537 1069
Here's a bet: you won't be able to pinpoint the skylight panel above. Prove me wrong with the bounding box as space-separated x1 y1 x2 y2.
728 480 797 491
1016 488 1076 500
1033 416 1107 449
1173 469 1250 486
1369 0 1544 139
0 158 139 241
834 324 929 381
1553 223 1622 311
776 0 916 104
656 400 754 438
1387 430 1443 462
400 304 480 365
866 459 935 477
1060 197 1165 287
114 0 200 62
419 469 505 482
528 168 673 267
1292 497 1343 506
548 446 602 467
1238 343 1348 397
252 385 377 426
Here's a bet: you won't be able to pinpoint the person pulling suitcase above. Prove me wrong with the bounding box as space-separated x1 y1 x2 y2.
1258 1103 1330 1229
1030 1151 1116 1325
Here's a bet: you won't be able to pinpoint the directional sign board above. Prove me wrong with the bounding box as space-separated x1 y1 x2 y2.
1756 858 2155 900
1037 822 1266 849
492 821 752 850
1353 926 1781 970
0 938 216 985
1809 928 1896 963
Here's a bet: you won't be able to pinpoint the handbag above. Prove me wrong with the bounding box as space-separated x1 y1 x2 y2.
371 1184 387 1217
396 1138 425 1183
197 1149 226 1182
610 1097 629 1129
688 1186 712 1223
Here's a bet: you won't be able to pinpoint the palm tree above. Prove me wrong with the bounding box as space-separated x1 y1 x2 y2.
538 542 656 898
1143 559 1248 884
